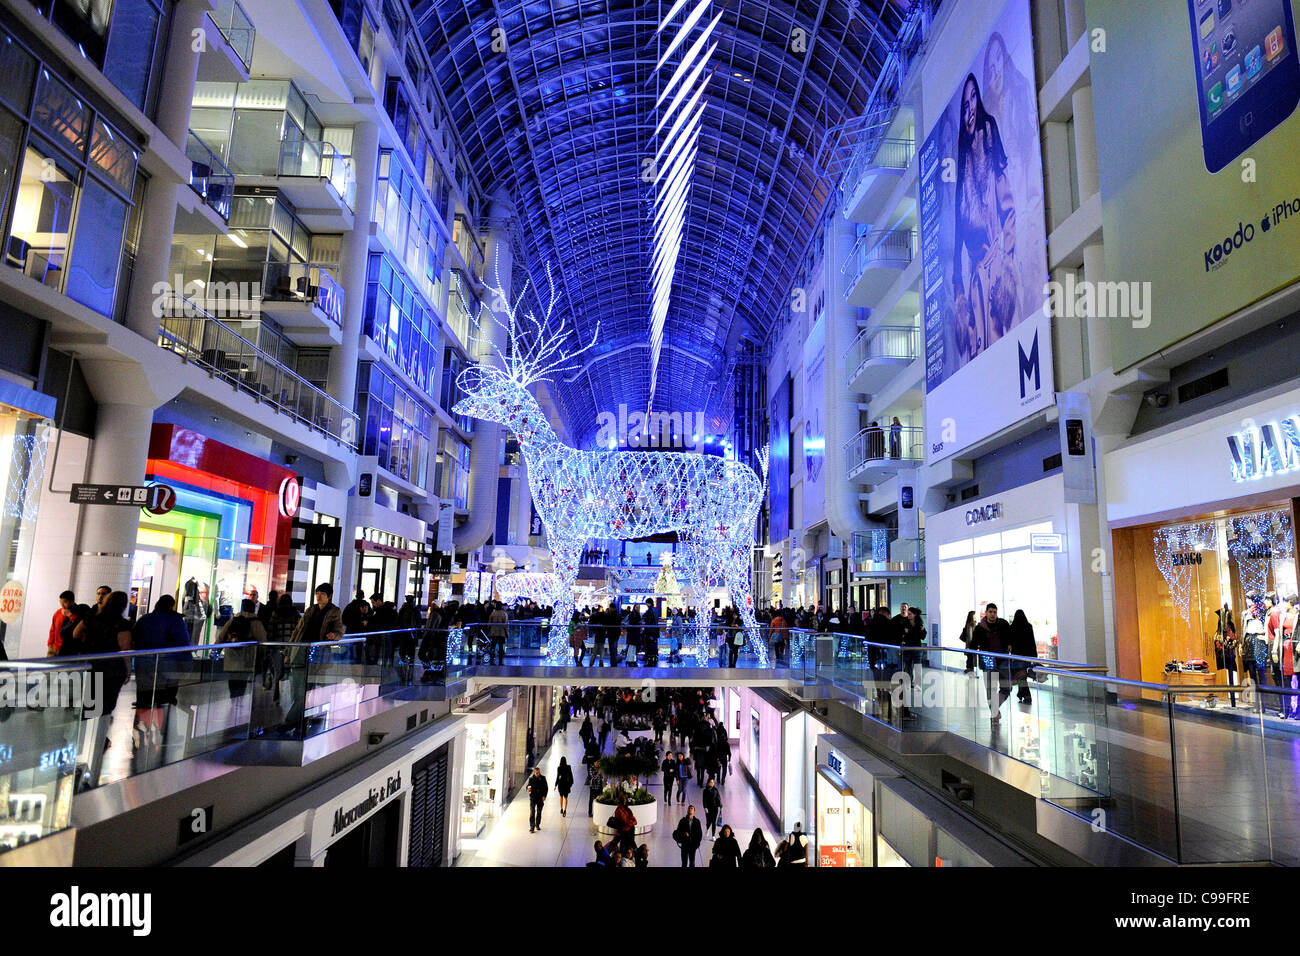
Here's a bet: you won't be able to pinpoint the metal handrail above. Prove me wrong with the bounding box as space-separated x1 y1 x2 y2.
279 139 356 211
262 261 345 327
209 0 255 71
156 292 360 448
841 228 916 289
185 130 234 221
846 324 920 383
844 423 924 472
843 136 916 199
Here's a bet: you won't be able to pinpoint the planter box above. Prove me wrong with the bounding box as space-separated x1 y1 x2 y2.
594 796 657 835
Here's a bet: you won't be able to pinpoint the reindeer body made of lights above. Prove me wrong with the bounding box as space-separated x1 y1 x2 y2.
451 261 769 665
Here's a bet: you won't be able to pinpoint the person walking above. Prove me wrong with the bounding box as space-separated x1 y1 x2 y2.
216 599 267 699
716 733 732 785
675 751 691 804
1008 609 1039 704
957 610 978 673
691 721 713 786
702 778 723 837
673 805 704 867
599 716 611 752
970 602 1012 723
488 602 509 665
779 823 809 866
555 756 574 817
605 603 621 666
526 767 549 833
741 828 775 868
711 824 741 867
661 750 677 799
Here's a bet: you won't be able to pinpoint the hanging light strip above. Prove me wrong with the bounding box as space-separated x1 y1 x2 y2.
648 0 718 410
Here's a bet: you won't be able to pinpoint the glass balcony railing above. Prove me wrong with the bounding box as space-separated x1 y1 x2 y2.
846 324 920 384
842 228 915 293
843 136 915 199
156 292 359 448
185 130 234 221
850 529 924 572
279 140 356 211
844 423 924 475
208 0 256 72
263 261 345 327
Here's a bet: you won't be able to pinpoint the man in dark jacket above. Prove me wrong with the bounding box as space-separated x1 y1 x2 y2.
691 723 714 786
701 778 723 837
662 751 677 797
970 603 1012 722
674 805 704 866
342 589 370 633
132 594 192 708
526 766 549 832
417 600 444 682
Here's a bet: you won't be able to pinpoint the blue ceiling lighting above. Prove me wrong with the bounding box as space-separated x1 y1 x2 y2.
412 0 903 446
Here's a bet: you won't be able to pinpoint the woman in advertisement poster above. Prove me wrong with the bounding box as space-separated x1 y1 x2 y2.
982 32 1042 220
952 72 1018 365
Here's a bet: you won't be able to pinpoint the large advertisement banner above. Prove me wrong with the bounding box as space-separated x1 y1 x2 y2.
768 376 790 544
1088 0 1300 370
803 313 827 529
919 0 1053 464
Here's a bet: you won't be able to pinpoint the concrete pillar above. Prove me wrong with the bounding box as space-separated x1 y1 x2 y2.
1063 0 1087 46
1071 85 1100 203
333 122 380 599
328 120 380 406
121 0 206 340
72 403 157 597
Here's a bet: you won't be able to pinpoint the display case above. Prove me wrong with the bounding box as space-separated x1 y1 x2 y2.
816 768 867 867
460 713 506 838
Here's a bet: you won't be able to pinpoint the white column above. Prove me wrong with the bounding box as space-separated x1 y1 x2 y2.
72 403 157 597
333 121 380 599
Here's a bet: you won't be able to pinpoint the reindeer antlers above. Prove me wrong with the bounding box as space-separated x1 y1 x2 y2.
471 252 601 387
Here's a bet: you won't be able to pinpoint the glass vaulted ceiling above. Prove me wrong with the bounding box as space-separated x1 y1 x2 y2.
413 0 903 446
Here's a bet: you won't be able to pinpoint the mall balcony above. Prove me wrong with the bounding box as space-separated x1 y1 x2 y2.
451 215 486 286
156 292 358 450
259 260 345 344
189 80 357 231
842 136 915 226
184 131 235 225
846 324 920 394
196 0 256 84
843 228 915 307
844 424 924 483
850 529 925 576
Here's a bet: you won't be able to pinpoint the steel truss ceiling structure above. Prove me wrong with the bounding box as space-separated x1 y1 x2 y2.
413 0 904 445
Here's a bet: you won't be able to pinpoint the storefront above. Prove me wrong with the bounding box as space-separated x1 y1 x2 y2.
1106 389 1300 687
927 474 1070 661
457 697 508 839
137 425 298 644
0 382 53 658
731 685 826 833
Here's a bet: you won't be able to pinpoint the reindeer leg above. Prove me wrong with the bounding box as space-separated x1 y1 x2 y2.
721 539 767 667
680 535 714 665
549 536 581 663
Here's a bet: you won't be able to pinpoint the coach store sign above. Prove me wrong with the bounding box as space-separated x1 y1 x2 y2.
965 502 1004 526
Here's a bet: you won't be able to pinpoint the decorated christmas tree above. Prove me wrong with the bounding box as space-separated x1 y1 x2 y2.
655 555 681 599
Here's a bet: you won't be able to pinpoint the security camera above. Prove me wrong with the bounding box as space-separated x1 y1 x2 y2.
1144 391 1169 409
286 454 299 465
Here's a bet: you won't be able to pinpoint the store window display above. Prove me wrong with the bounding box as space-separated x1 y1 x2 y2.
1127 508 1297 695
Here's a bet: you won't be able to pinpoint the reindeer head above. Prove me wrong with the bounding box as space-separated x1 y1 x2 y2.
452 365 548 441
451 258 599 446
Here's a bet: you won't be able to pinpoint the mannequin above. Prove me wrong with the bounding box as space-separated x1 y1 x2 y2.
1216 603 1238 707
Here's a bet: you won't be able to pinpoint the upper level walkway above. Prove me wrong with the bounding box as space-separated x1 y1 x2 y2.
1 623 1295 865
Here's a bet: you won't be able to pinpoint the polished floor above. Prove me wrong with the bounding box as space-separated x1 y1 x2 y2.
456 714 788 868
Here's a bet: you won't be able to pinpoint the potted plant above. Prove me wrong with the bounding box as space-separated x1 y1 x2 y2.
593 754 659 834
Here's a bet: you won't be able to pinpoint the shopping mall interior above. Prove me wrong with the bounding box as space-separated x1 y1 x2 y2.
0 0 1299 902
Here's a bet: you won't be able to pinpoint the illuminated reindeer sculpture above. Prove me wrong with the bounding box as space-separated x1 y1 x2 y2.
451 263 769 665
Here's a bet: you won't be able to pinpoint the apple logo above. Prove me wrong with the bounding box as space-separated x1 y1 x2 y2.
1262 216 1271 233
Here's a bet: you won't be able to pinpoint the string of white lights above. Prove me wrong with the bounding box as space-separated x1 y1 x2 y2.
648 0 718 410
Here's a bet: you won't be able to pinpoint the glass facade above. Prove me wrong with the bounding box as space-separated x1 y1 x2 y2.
434 431 471 510
0 29 139 317
27 0 166 111
364 252 437 392
357 362 432 488
440 347 475 434
375 147 446 309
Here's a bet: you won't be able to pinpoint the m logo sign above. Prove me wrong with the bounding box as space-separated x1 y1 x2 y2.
1018 329 1042 400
